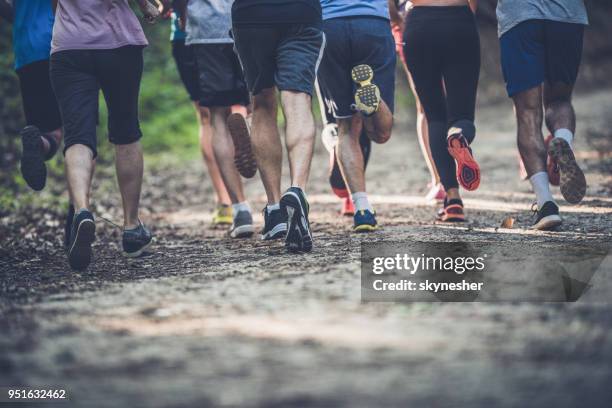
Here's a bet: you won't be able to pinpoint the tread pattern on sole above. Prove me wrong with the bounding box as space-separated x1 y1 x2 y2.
227 113 257 179
548 138 586 204
20 126 47 191
447 134 480 191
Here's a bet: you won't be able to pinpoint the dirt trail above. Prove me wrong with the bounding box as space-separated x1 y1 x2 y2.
1 90 611 407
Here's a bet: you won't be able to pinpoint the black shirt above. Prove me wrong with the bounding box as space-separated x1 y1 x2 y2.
232 0 322 27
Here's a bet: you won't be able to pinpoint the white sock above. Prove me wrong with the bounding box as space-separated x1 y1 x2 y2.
529 172 555 209
232 201 250 215
266 203 280 214
554 128 573 148
352 192 373 212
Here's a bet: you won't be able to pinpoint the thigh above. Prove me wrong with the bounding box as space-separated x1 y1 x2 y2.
403 25 446 123
193 44 249 107
351 17 397 113
276 24 325 96
96 46 144 145
232 26 278 95
49 51 99 156
318 19 353 118
442 19 480 124
499 19 546 98
172 40 200 102
544 21 584 88
17 59 63 132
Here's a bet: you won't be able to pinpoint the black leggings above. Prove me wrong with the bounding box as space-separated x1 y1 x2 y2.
403 6 480 190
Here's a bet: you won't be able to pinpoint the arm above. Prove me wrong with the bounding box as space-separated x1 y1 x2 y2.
174 0 187 30
468 0 478 14
0 0 13 23
388 0 404 31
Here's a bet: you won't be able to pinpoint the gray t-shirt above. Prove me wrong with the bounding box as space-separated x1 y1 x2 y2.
496 0 588 37
185 0 233 45
51 0 148 54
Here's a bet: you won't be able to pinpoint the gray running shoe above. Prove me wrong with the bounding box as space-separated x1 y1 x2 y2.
229 210 254 238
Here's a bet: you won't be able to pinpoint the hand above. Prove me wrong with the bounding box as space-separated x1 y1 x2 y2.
137 0 161 24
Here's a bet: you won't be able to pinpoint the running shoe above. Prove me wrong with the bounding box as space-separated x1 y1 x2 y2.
64 203 75 249
212 205 233 226
353 209 378 232
425 183 446 204
341 197 355 217
531 201 562 231
352 64 381 116
548 137 586 204
544 134 560 186
67 209 96 270
436 199 466 223
20 126 47 191
261 206 288 241
280 187 313 253
229 210 254 239
447 131 480 191
227 112 257 179
122 221 153 258
321 123 338 154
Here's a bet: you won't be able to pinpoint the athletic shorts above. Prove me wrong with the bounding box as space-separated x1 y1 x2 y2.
192 43 250 107
317 16 396 118
500 19 584 97
50 46 144 159
16 59 63 133
232 24 325 96
172 40 200 102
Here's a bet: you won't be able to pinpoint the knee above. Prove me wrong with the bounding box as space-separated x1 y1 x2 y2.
253 88 276 113
198 106 211 126
374 125 392 145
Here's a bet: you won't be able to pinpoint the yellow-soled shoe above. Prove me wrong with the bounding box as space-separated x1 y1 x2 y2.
351 64 381 116
212 205 233 226
353 209 379 233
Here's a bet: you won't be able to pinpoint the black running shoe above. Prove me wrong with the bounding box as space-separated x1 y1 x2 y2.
229 210 255 239
20 126 47 191
67 209 96 271
532 201 562 231
280 187 313 253
64 203 75 249
261 206 287 241
122 221 153 258
548 137 586 204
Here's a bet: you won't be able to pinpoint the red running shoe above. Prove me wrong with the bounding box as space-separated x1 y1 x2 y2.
341 196 355 216
436 199 466 223
447 132 480 191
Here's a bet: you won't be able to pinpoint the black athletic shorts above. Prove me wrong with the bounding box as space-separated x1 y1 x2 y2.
50 45 144 159
192 43 250 107
172 39 200 102
318 16 396 118
232 24 325 96
16 59 63 133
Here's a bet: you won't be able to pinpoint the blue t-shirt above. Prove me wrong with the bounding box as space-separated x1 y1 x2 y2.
12 0 54 70
170 12 187 42
320 0 389 21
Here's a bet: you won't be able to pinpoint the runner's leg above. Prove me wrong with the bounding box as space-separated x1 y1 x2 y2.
252 88 282 205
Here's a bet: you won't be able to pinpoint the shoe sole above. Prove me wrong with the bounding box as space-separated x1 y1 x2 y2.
68 219 96 270
123 239 153 258
280 192 313 253
544 135 560 186
230 224 255 239
261 223 288 241
447 134 480 191
227 113 257 179
532 214 563 231
354 224 378 233
352 65 381 116
548 138 586 204
20 126 47 191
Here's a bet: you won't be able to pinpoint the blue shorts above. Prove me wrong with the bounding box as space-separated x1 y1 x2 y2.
500 19 584 97
318 16 396 118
